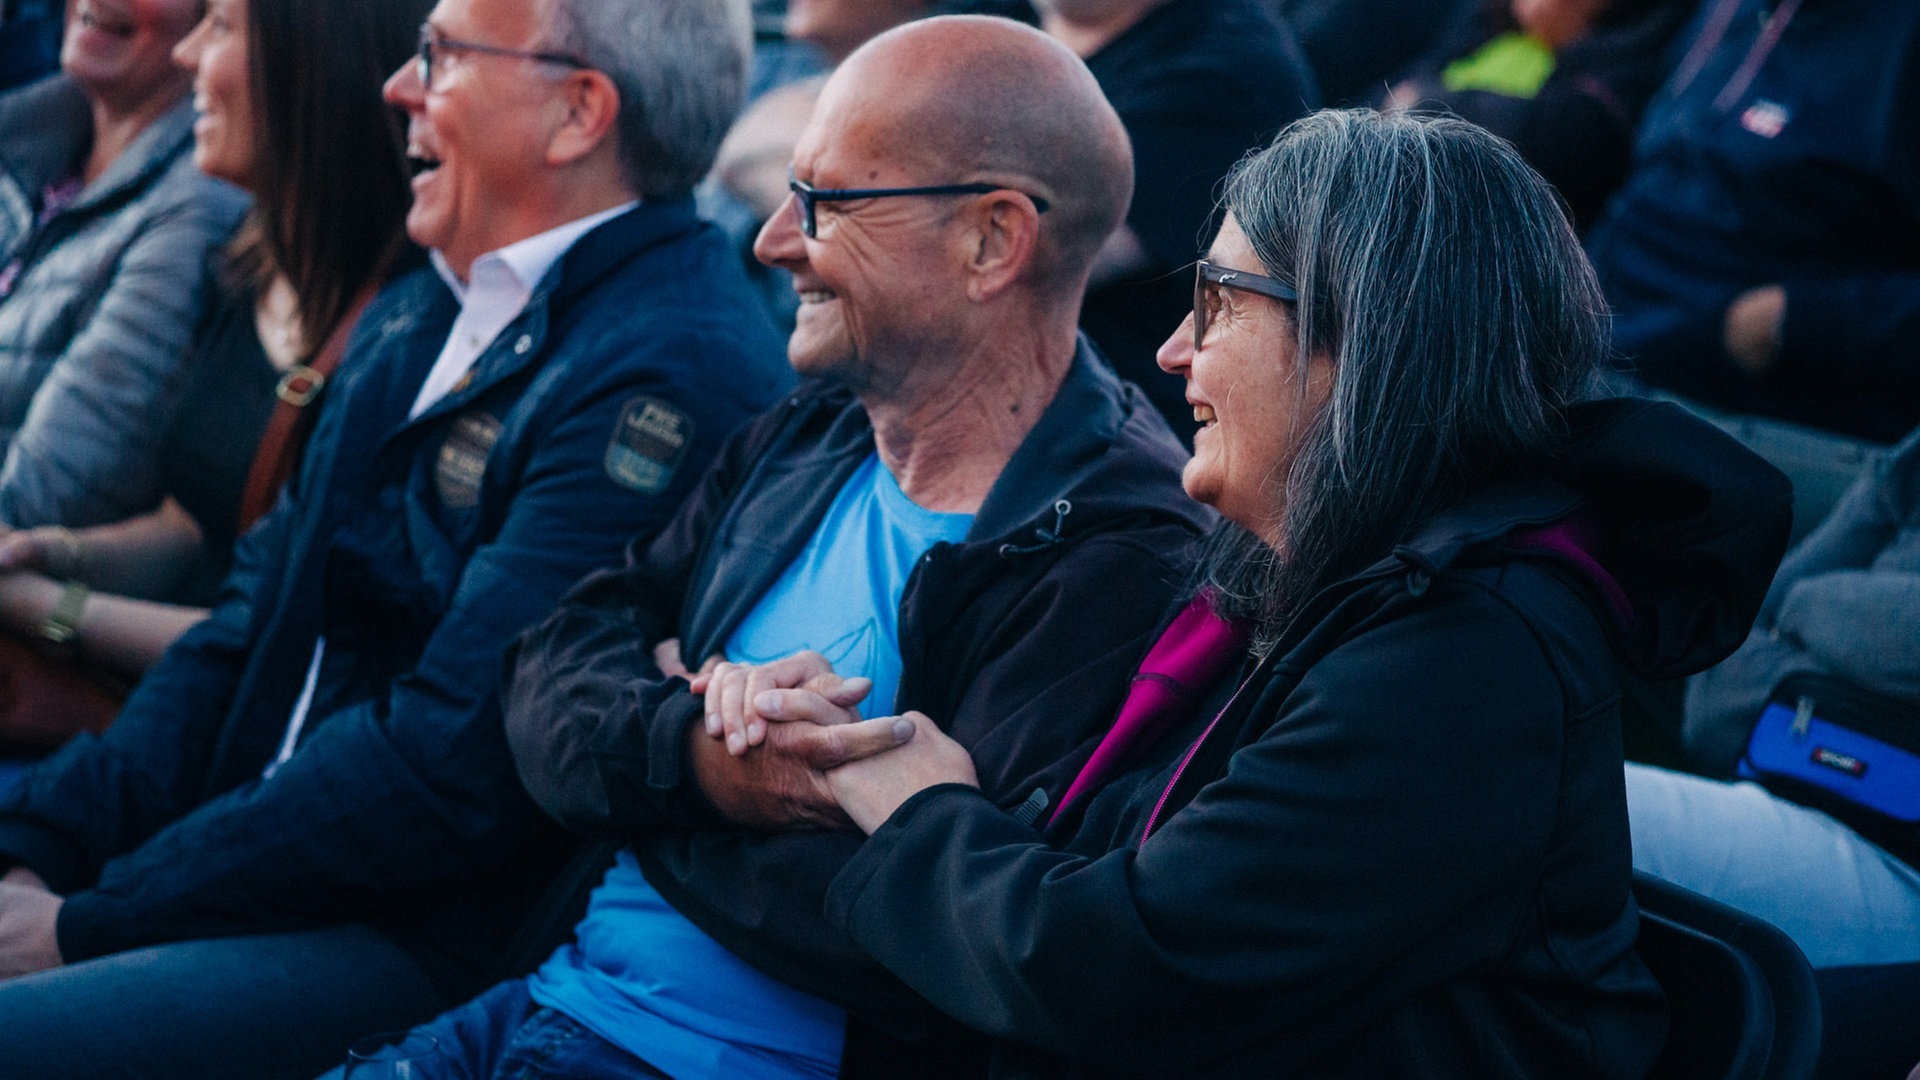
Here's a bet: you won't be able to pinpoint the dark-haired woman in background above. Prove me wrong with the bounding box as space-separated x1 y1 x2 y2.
0 0 425 685
749 110 1795 1077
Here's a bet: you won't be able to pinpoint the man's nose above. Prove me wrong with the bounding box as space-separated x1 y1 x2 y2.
753 192 806 270
383 57 423 109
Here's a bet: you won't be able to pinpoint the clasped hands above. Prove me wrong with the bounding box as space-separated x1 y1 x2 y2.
658 640 977 835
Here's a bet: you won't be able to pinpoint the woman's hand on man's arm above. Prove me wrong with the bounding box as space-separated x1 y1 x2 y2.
826 712 979 835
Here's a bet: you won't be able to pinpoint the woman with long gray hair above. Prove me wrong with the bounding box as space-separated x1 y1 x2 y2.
741 109 1796 1075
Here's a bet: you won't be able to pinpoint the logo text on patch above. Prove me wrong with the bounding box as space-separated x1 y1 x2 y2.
436 412 502 510
605 397 692 495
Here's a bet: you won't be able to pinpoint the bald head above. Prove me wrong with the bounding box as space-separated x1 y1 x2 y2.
821 16 1133 297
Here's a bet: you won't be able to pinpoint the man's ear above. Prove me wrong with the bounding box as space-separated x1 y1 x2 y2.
546 70 622 168
961 191 1043 303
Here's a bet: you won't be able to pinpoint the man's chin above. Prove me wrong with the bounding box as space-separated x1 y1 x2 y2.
404 206 453 259
785 335 853 379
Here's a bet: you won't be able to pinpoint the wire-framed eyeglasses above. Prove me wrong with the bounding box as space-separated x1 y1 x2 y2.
1194 259 1297 348
786 171 1051 239
415 24 589 91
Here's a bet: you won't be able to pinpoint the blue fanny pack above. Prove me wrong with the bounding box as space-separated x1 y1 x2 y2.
1738 673 1920 865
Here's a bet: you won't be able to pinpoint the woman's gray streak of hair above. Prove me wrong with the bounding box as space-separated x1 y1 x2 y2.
548 0 753 199
1199 109 1609 649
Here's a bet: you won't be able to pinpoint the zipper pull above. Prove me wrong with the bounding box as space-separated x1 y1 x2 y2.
1010 787 1050 827
1790 695 1814 740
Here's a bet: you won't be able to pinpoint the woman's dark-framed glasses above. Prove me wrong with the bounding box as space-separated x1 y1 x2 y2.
1194 259 1297 348
415 24 589 91
786 173 1051 239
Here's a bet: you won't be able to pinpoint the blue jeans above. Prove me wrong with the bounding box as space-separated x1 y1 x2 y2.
315 978 670 1080
0 923 448 1080
1625 763 1920 967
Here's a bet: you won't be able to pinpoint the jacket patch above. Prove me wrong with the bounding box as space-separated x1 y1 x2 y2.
1740 100 1789 139
436 412 502 510
605 397 692 495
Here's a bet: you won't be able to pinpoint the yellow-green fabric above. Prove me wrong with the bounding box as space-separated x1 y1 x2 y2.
1441 32 1556 98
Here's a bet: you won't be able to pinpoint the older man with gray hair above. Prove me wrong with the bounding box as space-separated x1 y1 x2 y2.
0 0 791 1077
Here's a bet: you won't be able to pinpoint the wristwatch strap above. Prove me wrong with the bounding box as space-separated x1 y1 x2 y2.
34 580 88 649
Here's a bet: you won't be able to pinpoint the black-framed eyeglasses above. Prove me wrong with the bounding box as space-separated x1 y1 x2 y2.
415 24 590 91
785 171 1051 239
1194 259 1297 348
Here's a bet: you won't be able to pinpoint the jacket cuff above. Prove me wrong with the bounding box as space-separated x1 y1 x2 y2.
52 888 109 964
1772 281 1871 392
824 784 992 932
640 689 731 830
0 823 91 896
1772 283 1826 383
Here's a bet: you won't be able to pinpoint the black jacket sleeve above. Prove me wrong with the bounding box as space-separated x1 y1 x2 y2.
825 582 1606 1075
502 403 790 834
637 524 1198 1040
1777 270 1920 396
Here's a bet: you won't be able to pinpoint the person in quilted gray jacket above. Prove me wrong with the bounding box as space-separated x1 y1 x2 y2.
0 0 248 530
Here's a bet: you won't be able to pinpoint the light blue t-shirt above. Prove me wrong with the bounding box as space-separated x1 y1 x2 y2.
530 451 973 1078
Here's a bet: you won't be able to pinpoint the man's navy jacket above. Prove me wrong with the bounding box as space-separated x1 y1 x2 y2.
0 198 793 992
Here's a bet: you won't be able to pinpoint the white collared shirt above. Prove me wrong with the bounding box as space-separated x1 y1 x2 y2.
409 200 638 420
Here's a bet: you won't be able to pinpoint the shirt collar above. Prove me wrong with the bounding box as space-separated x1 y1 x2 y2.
429 200 640 300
